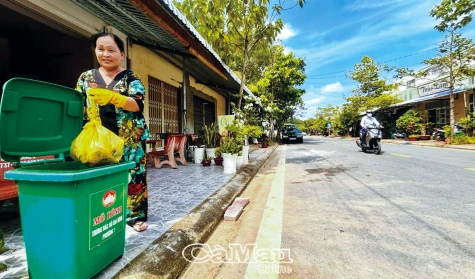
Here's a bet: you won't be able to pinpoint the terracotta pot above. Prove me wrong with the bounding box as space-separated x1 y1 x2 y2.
202 160 211 166
420 135 430 140
408 136 419 141
261 145 269 148
214 157 223 166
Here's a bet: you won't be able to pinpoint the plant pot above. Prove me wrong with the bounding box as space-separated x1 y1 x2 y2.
420 135 430 140
236 156 244 169
194 147 205 164
222 153 237 174
241 145 250 165
261 144 268 148
202 160 211 166
408 136 419 141
206 148 216 164
213 157 223 166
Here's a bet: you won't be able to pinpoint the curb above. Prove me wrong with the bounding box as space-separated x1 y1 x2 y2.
114 144 279 279
383 140 475 151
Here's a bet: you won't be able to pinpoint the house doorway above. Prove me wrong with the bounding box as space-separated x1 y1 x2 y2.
0 3 94 96
193 96 216 133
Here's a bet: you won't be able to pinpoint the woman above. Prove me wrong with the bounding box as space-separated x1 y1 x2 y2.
76 32 150 232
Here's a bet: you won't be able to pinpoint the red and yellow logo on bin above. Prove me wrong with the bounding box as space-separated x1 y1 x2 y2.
102 190 116 208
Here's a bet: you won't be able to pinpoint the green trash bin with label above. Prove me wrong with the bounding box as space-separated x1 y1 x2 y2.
0 78 134 279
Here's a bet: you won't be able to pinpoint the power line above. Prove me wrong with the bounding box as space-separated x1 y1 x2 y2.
306 44 443 78
307 34 475 78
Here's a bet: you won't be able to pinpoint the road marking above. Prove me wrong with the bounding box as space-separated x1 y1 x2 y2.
245 146 286 279
391 153 412 158
466 168 475 171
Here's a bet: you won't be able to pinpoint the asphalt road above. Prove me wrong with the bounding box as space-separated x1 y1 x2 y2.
180 136 475 279
283 136 475 278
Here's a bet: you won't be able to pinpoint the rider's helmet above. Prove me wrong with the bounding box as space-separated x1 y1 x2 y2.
366 110 373 117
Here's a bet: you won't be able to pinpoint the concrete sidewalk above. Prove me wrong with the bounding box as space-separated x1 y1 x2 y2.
334 136 475 151
0 144 277 279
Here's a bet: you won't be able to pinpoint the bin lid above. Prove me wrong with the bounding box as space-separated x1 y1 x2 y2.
0 78 84 163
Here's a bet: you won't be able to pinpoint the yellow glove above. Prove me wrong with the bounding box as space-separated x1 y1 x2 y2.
88 88 127 108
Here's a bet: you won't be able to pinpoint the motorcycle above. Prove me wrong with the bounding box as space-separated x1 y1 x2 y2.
432 128 445 141
432 123 466 141
356 124 382 155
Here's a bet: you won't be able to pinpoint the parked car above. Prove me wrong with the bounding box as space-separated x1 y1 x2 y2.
393 130 407 139
282 126 304 143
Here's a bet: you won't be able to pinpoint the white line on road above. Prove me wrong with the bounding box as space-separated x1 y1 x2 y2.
245 145 287 279
391 153 413 158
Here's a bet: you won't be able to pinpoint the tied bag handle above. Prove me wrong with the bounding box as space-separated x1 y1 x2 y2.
86 92 100 122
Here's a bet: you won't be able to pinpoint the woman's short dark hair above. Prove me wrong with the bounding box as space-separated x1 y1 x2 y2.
91 32 125 53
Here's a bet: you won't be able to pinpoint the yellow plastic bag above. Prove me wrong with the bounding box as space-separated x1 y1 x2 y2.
70 98 124 166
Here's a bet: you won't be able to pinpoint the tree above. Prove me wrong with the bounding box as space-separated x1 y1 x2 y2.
342 56 402 133
347 56 399 97
314 105 341 136
174 0 305 111
252 45 306 140
424 0 475 141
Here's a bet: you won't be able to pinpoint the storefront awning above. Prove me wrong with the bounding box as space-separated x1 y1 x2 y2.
391 88 463 108
72 0 253 98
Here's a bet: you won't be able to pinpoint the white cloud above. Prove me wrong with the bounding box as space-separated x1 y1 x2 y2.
346 0 404 11
293 0 440 72
277 24 297 41
283 45 294 55
306 97 325 105
321 82 344 94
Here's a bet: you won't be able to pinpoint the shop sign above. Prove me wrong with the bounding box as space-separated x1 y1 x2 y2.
218 115 235 135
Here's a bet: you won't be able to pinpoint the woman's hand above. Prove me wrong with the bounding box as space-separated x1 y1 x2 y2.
88 88 127 108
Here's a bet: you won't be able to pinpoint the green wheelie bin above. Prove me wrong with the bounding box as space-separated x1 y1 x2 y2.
0 78 135 279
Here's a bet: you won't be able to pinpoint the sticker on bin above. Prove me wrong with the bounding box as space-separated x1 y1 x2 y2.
89 184 125 250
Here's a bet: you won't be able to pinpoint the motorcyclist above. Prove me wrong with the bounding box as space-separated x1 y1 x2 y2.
360 110 382 144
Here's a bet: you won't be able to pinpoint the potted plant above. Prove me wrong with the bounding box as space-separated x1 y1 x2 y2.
242 125 263 165
236 151 244 169
396 110 423 141
192 137 205 164
220 135 241 174
213 147 223 166
261 136 270 148
443 125 452 144
418 111 432 140
203 123 218 162
201 154 213 166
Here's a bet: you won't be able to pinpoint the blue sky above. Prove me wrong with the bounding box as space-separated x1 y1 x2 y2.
274 0 475 119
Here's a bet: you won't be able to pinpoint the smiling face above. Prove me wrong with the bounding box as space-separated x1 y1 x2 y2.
94 35 124 71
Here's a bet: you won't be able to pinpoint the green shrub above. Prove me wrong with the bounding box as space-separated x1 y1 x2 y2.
453 135 475 144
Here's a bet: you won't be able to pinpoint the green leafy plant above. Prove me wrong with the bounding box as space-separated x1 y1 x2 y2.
242 125 263 139
0 229 8 255
202 154 214 162
396 110 423 135
261 136 270 146
443 125 452 137
219 135 242 155
214 147 222 158
458 112 475 136
202 123 218 148
453 134 475 144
